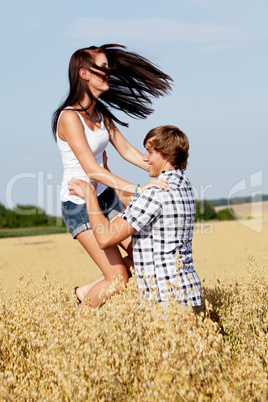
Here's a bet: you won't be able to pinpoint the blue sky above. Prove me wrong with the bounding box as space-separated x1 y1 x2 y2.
1 0 267 216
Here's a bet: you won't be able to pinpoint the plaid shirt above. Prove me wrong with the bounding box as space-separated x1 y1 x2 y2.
121 169 201 305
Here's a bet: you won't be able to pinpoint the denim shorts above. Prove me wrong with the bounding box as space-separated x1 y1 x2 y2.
61 188 125 238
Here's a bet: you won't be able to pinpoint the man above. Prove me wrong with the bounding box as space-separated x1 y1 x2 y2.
68 125 201 310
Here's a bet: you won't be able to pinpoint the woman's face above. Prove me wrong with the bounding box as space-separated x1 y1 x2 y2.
88 52 109 97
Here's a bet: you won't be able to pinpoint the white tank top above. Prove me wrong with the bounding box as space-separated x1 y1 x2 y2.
56 107 109 204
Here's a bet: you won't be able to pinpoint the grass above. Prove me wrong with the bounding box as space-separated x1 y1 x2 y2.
0 226 67 238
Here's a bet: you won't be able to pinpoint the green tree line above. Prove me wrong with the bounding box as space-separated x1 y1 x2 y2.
0 201 234 229
208 193 267 207
0 203 65 229
195 200 234 221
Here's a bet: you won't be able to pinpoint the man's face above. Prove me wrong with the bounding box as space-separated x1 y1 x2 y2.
143 139 168 177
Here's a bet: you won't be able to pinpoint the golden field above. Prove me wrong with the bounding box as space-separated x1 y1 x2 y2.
0 202 267 400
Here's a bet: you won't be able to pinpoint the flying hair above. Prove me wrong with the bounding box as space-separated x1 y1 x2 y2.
52 44 173 139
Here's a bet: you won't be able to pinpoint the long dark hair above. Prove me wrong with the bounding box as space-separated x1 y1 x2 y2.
52 44 173 140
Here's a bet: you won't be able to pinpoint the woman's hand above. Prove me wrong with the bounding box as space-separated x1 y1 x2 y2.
67 179 97 200
139 179 170 194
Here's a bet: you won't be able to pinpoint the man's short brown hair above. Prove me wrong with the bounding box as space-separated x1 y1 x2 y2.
143 125 189 170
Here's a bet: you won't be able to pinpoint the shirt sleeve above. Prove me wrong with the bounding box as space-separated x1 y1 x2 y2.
120 189 162 232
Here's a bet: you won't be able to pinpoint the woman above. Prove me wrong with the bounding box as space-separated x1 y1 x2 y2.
52 44 172 308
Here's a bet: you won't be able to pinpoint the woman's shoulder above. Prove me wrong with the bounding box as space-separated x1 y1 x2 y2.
57 108 85 141
61 106 78 116
59 108 82 124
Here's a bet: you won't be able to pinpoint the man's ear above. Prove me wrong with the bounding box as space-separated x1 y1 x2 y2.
79 68 91 81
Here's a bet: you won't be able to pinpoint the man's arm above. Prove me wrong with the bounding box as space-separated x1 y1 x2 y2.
67 179 135 249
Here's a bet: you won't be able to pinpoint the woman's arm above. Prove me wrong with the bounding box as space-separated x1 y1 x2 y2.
58 110 168 194
105 118 149 171
68 179 135 248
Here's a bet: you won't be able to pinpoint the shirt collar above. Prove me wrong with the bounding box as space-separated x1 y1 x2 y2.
158 168 184 178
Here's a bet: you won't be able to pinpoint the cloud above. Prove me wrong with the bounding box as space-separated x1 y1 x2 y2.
67 17 246 49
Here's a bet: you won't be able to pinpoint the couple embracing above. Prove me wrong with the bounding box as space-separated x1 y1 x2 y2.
52 44 201 313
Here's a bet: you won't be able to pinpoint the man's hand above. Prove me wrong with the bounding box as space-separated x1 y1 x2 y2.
67 179 97 200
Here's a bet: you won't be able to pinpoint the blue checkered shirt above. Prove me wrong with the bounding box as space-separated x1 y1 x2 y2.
121 169 201 305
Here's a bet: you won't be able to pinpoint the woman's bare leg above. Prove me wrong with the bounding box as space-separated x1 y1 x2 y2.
76 237 133 302
76 239 133 301
75 229 129 308
76 275 105 302
119 236 133 276
75 212 134 301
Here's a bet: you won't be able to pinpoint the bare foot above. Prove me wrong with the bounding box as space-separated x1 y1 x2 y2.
75 275 105 302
